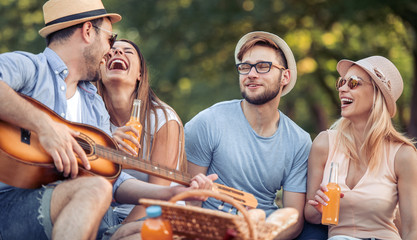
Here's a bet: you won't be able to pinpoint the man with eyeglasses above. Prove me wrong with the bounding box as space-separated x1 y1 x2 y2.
185 31 314 239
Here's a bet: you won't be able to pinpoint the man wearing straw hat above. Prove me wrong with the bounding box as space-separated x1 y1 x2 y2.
0 0 219 239
185 31 312 239
0 0 121 239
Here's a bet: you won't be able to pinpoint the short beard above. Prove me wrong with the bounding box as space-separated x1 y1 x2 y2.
241 76 282 105
88 71 101 82
83 44 101 82
241 88 280 105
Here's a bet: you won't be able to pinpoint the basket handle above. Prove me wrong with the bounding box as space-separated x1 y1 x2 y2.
169 189 257 240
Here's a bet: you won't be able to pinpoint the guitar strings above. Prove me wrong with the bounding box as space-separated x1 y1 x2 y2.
76 141 193 183
76 141 255 208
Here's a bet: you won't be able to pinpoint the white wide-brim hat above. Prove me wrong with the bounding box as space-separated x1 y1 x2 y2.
337 56 403 117
234 31 297 96
39 0 121 38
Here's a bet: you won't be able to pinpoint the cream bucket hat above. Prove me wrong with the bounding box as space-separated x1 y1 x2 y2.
337 56 403 117
234 31 297 96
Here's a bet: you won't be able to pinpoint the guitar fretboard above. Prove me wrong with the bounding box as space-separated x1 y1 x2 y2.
95 145 192 186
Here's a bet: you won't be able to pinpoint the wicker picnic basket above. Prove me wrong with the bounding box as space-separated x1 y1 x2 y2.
139 190 297 240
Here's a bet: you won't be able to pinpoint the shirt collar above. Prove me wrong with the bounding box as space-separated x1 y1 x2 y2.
44 48 98 98
78 81 99 100
44 47 68 77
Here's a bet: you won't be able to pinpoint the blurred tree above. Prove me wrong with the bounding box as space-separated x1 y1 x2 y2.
0 0 44 53
389 0 417 139
1 0 415 141
301 0 417 137
107 0 416 139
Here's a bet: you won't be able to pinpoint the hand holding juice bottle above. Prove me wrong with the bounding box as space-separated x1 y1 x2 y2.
123 99 142 156
321 162 341 225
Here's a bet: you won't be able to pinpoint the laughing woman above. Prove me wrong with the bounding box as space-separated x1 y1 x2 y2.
304 56 417 239
97 39 186 223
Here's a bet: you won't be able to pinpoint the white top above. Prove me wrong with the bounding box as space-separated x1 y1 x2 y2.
112 103 183 219
66 89 82 122
110 103 179 160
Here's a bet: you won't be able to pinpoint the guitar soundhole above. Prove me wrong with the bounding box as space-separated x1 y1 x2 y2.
76 138 93 155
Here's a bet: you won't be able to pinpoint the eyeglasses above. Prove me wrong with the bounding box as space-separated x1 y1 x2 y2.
92 25 117 48
236 61 286 75
336 75 363 90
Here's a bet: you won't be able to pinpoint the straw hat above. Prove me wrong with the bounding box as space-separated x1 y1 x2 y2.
234 31 297 96
39 0 121 38
337 56 403 117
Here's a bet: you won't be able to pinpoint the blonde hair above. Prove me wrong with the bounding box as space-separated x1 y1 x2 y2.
330 83 416 173
97 39 186 172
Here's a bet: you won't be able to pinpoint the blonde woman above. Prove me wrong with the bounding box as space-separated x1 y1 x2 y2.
97 39 186 223
305 56 417 239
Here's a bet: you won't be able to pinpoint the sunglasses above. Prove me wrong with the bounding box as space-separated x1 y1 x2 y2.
336 75 364 90
92 25 118 48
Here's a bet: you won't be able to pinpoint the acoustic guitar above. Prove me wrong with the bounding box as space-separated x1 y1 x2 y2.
0 95 258 208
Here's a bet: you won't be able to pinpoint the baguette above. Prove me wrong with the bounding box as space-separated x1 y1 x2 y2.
266 207 299 227
247 208 266 223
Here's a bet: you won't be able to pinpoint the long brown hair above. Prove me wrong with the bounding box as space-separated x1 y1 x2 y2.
97 39 186 172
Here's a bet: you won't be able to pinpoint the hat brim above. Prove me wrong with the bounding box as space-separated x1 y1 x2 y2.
39 13 121 38
234 31 297 96
336 59 396 117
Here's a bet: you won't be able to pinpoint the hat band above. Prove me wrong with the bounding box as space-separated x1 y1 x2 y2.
45 9 107 26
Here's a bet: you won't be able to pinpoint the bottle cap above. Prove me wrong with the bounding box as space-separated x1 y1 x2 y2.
146 205 162 218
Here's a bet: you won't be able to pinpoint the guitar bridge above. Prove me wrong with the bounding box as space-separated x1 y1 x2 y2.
21 128 31 145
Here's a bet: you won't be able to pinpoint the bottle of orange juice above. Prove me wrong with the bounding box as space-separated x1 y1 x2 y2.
141 205 173 240
321 162 341 225
123 99 142 156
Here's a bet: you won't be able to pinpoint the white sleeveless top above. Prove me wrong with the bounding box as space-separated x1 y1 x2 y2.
112 104 183 219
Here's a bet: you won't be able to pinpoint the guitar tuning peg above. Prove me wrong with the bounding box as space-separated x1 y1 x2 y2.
218 201 225 210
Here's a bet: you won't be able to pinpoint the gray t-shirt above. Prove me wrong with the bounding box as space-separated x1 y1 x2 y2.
185 100 311 216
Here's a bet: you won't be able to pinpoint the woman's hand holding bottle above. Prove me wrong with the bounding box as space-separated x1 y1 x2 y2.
308 162 344 225
112 126 141 156
112 99 142 156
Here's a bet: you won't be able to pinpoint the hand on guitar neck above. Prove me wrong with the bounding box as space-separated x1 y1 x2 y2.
0 95 258 208
119 156 258 208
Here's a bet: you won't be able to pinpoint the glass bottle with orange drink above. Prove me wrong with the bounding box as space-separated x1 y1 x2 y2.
141 205 173 240
124 99 142 156
321 162 341 225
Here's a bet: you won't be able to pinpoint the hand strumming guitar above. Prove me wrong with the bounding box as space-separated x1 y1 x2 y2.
36 115 90 178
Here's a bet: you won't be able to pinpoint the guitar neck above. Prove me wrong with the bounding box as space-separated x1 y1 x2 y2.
8 95 257 208
95 145 258 208
94 145 258 208
95 145 192 186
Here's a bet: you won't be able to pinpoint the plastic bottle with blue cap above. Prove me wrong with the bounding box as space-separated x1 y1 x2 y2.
141 205 173 240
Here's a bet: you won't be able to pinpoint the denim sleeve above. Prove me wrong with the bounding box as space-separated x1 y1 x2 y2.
0 52 37 91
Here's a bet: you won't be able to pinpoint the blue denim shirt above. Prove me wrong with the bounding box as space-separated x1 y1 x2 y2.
0 48 132 194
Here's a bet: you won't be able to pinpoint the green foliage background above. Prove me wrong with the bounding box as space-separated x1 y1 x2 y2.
1 0 416 139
